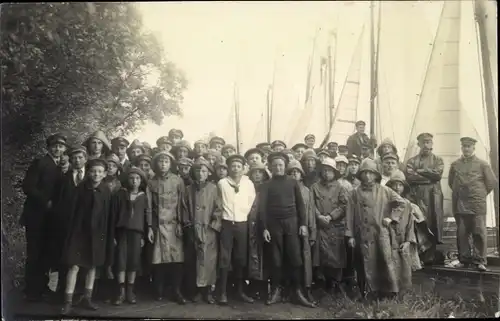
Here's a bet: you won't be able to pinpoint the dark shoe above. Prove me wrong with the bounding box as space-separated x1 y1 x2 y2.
113 286 126 306
295 288 317 308
238 289 255 303
25 294 43 303
266 287 282 305
306 288 317 305
281 287 291 303
191 291 202 303
81 289 99 311
126 284 137 304
60 293 73 315
175 289 187 305
219 292 228 305
205 288 215 305
476 264 489 272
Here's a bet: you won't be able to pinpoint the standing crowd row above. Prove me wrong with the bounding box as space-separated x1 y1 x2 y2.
20 120 497 315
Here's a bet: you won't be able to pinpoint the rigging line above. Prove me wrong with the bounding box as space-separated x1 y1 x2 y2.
382 67 396 144
403 2 446 162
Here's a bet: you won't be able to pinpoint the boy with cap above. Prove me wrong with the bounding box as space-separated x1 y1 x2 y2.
204 149 221 168
259 152 315 307
345 159 406 299
21 133 67 302
304 134 316 149
221 144 237 159
292 143 308 162
134 154 155 180
404 133 445 246
317 149 331 163
301 149 321 188
214 156 228 182
282 148 296 162
60 158 113 315
448 137 497 272
168 129 184 146
156 136 174 153
217 154 256 305
338 145 349 157
346 155 361 189
193 140 208 158
174 140 193 160
271 140 287 152
346 120 377 158
380 153 400 186
183 157 222 304
327 142 339 159
126 139 145 165
147 151 187 304
244 148 265 167
178 157 194 186
209 136 226 152
111 137 131 174
84 130 112 160
310 158 349 296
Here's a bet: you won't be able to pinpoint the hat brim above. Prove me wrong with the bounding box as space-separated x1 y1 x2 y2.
267 152 290 165
356 168 382 183
319 163 342 179
292 143 308 150
244 148 265 159
286 166 305 176
386 178 410 194
226 155 246 166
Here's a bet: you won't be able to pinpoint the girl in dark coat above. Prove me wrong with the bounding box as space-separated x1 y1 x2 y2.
61 159 113 315
111 167 149 305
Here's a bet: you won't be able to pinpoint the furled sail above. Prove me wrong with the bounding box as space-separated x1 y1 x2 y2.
403 0 496 227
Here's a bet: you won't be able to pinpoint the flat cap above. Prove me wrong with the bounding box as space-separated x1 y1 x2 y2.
111 137 130 148
194 139 208 146
69 145 87 156
316 149 331 157
127 166 147 182
46 133 67 147
106 153 122 169
382 153 399 162
348 154 361 164
222 144 237 153
291 143 308 151
210 136 226 146
271 140 287 149
327 142 338 148
304 134 315 141
152 151 176 164
301 149 318 161
168 129 184 139
267 151 289 164
177 157 194 167
256 142 271 149
355 120 366 126
417 132 433 141
460 137 477 145
226 154 246 166
135 154 152 164
175 140 192 151
244 148 265 159
156 136 173 147
87 158 108 170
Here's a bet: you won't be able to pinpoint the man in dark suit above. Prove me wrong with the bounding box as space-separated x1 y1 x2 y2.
21 133 67 302
51 145 88 302
346 120 377 158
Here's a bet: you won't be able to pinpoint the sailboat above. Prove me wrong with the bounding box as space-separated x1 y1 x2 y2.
402 0 498 253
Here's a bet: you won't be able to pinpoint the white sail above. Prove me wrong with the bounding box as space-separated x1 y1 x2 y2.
403 0 496 227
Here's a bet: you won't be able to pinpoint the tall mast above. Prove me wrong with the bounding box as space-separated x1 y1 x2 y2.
475 0 499 248
369 1 381 142
234 83 242 154
267 57 277 143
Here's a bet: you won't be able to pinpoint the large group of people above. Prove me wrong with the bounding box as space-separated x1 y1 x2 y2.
20 119 497 315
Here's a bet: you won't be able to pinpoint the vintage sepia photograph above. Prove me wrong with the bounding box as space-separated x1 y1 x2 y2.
1 1 499 319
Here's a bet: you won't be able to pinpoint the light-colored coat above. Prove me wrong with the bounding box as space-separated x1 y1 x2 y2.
299 183 318 287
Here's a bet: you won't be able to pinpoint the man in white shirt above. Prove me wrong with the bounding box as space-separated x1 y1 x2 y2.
217 154 256 305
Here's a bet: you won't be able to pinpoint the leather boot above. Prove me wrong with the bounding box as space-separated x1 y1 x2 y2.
205 287 215 304
61 293 73 316
80 288 99 311
266 287 282 305
126 284 137 304
219 291 228 305
174 288 187 305
192 291 202 303
237 281 254 303
295 288 317 308
113 284 125 306
306 288 317 305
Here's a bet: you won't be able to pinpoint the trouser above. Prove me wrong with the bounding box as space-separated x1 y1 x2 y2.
455 214 487 265
24 218 50 297
354 245 366 294
183 231 198 298
268 217 303 289
218 220 249 294
324 267 343 288
152 263 183 296
342 238 356 285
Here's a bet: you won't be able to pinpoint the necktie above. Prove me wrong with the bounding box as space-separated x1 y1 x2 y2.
76 170 83 185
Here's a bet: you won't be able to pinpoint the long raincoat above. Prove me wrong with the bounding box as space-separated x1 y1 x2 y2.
184 181 221 287
311 180 349 269
345 183 407 293
405 153 445 243
299 182 318 287
248 182 270 281
148 172 186 264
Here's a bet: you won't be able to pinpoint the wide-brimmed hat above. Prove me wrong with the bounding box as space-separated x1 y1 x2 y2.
127 139 145 154
226 154 246 166
177 157 194 167
377 138 398 157
248 162 270 180
111 137 130 148
348 154 361 164
286 159 305 176
356 158 382 183
386 169 410 195
209 136 226 146
382 153 399 163
317 149 331 157
83 130 111 151
320 158 341 179
334 155 349 165
156 136 173 147
46 133 68 147
301 149 318 161
106 153 122 170
244 147 265 160
267 151 289 165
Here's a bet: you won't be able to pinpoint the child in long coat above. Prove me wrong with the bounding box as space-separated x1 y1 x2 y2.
183 157 222 304
111 167 149 305
61 158 113 315
147 151 187 304
287 160 318 304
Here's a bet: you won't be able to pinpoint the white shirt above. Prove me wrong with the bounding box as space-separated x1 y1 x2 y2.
218 175 256 222
381 174 390 186
73 168 85 185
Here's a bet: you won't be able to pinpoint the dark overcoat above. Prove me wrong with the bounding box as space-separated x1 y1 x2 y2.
63 180 112 268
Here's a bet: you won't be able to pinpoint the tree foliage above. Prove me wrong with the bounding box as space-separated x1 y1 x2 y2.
1 2 187 152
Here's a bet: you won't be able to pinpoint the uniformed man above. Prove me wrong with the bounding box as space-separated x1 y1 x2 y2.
271 140 287 152
168 129 184 146
327 142 339 159
111 137 131 173
448 137 497 271
292 143 308 162
209 136 226 152
304 134 316 149
346 120 377 158
405 133 445 246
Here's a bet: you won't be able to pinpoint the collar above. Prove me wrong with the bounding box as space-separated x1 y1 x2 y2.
48 153 59 165
461 154 476 161
84 180 106 191
119 156 129 164
73 168 85 174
